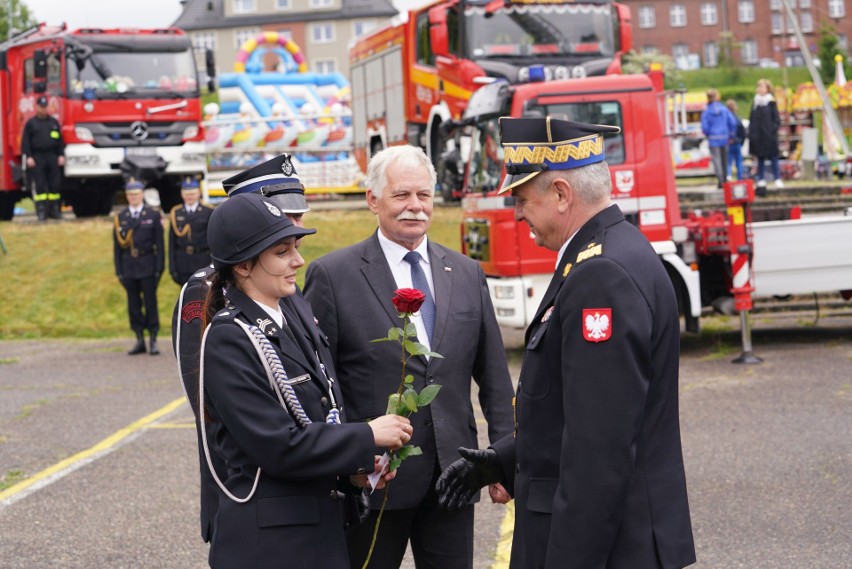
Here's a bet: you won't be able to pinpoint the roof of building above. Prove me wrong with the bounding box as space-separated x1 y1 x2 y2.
172 0 398 31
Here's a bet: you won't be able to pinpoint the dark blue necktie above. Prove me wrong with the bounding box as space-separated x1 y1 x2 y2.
403 250 436 344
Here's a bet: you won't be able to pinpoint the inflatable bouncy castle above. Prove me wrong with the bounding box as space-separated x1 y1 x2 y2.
205 32 359 193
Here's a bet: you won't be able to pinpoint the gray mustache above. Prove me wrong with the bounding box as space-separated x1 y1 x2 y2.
397 212 429 221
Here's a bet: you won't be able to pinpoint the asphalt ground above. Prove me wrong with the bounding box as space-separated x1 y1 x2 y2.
0 320 850 568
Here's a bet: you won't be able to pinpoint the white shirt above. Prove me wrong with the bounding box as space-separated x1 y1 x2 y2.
129 205 143 218
185 203 198 214
556 232 578 270
253 299 285 330
376 229 434 352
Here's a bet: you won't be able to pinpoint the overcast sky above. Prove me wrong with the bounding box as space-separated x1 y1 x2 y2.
24 0 184 29
21 0 435 30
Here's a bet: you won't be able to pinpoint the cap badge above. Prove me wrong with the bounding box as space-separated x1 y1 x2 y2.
263 201 282 217
281 156 295 177
583 308 612 342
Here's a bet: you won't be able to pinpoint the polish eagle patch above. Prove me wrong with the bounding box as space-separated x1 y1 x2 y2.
582 308 612 342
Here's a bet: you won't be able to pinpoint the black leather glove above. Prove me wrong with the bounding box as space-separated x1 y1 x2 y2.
436 447 503 511
117 275 125 287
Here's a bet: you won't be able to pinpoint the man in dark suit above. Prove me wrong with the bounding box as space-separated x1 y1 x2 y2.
436 118 696 569
168 176 213 285
303 145 515 569
114 178 164 355
172 153 327 544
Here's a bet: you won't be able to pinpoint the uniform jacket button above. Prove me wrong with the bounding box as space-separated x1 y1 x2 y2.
356 467 366 475
425 419 433 427
330 490 337 500
427 375 435 384
320 396 329 407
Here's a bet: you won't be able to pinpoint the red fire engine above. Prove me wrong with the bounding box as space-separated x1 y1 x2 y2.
349 0 632 199
0 24 215 220
456 67 852 340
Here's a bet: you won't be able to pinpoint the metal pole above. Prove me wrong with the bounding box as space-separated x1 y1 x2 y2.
780 0 849 155
732 309 763 364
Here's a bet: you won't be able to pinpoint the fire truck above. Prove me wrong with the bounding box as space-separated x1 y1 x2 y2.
349 0 632 199
0 24 214 220
456 69 852 336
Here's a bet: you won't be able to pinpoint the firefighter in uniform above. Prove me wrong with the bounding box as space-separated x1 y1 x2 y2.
171 154 318 544
114 179 164 355
437 118 696 569
168 176 213 285
21 95 65 221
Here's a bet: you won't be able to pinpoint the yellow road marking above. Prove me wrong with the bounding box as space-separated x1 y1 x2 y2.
0 397 187 504
491 500 514 568
148 422 195 429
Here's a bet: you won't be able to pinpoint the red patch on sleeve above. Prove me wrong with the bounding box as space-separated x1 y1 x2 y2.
181 300 204 324
582 308 612 342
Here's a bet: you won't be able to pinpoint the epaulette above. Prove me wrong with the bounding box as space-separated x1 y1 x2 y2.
575 241 603 264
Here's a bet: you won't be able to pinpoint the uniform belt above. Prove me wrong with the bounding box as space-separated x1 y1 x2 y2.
127 247 154 257
184 246 209 255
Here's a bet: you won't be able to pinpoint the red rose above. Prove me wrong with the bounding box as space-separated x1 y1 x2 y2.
392 288 426 314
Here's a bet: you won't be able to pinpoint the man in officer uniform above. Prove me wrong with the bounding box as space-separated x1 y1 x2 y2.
437 117 696 569
114 178 164 356
171 153 321 544
168 176 213 285
21 95 65 221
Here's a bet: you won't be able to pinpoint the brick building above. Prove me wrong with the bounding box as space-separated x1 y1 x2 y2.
621 0 850 69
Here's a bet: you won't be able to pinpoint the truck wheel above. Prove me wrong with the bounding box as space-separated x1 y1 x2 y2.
0 193 15 220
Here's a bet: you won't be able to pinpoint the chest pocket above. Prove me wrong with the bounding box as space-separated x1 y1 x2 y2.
520 320 551 399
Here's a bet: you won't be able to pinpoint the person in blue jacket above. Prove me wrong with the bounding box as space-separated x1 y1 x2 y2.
701 88 737 189
726 99 747 180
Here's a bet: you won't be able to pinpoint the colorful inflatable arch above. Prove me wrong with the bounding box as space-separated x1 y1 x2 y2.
234 32 308 74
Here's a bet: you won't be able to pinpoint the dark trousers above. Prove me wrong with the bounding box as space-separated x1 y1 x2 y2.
31 151 61 196
709 145 728 187
124 275 159 333
346 469 474 569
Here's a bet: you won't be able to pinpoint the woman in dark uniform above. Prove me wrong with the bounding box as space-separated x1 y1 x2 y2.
200 192 412 569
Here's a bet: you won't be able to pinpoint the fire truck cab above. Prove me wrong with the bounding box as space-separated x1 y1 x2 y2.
0 24 213 219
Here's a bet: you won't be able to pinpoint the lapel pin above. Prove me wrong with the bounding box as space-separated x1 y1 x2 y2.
444 266 452 272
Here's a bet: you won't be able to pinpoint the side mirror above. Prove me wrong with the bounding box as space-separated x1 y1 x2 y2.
34 50 48 80
429 6 449 58
205 49 217 94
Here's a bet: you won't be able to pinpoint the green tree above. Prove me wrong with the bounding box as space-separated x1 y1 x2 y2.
816 22 851 85
0 0 37 41
622 49 679 87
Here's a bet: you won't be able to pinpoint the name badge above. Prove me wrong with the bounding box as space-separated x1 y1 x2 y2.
284 374 311 385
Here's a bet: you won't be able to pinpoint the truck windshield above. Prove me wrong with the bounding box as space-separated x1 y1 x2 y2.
527 101 625 164
67 48 198 99
465 3 615 58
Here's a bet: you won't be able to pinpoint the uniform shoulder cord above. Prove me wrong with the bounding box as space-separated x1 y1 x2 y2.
114 214 134 249
198 318 341 504
170 205 191 239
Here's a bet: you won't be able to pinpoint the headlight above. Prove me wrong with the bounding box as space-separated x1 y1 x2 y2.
496 308 515 317
554 66 570 80
74 126 94 142
493 285 516 300
182 125 200 140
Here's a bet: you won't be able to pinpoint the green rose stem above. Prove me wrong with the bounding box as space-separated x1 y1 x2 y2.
361 313 412 569
361 292 442 569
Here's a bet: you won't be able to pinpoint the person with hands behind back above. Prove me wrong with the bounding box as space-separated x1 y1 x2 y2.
199 191 412 569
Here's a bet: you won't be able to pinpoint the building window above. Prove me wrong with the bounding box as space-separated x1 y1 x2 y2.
314 59 337 74
700 3 718 25
799 0 810 7
638 6 656 28
672 43 689 59
670 4 687 27
828 0 845 18
800 11 813 32
839 34 848 51
353 21 375 38
770 0 780 8
276 29 293 40
642 45 657 54
234 28 259 49
741 39 758 63
276 0 290 9
192 32 216 51
704 42 719 67
771 12 782 34
310 0 333 7
233 0 255 13
738 0 755 23
311 23 334 44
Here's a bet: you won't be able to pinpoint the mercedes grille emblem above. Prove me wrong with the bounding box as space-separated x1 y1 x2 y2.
130 121 149 141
